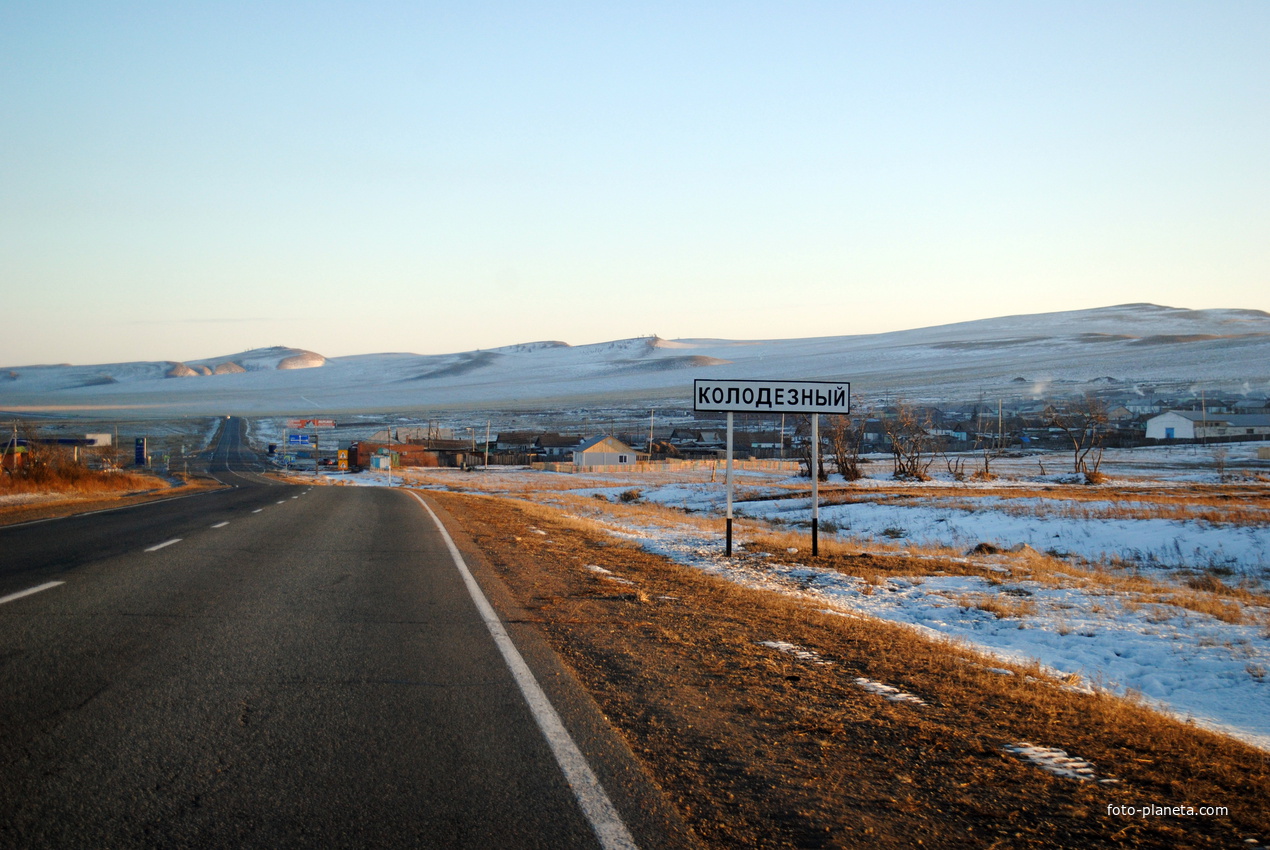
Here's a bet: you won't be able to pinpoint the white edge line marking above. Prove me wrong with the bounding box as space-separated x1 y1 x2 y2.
144 538 182 552
0 581 65 606
212 521 230 528
408 491 638 850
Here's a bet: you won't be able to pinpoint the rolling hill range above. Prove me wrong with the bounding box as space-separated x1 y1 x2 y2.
3 304 1269 418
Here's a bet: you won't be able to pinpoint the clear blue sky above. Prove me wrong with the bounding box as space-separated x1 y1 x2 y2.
2 1 1267 365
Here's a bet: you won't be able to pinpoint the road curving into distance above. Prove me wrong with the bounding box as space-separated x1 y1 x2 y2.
0 418 683 849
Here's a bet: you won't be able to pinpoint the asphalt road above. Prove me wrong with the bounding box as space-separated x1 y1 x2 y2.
0 419 663 849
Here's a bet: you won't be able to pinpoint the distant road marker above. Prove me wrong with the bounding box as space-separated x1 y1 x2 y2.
0 581 65 606
211 521 230 528
253 509 263 513
144 539 182 552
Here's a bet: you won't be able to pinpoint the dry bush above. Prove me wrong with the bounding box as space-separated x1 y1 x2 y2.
2 454 157 496
954 593 1038 619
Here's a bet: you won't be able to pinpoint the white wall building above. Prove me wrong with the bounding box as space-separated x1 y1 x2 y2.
573 435 637 468
1146 410 1270 441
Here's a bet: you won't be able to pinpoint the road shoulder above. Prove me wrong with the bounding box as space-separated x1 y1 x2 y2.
419 492 703 850
0 476 226 527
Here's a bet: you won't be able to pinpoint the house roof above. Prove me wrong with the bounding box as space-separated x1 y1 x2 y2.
495 431 539 444
575 435 635 453
536 433 582 448
1160 411 1270 426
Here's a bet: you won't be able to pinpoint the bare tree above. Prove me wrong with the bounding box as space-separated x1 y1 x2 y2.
883 404 935 481
1044 396 1109 478
825 412 868 481
971 403 1006 481
793 415 828 481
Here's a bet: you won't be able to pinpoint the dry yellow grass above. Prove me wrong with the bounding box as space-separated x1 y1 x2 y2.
0 465 158 496
434 490 1270 847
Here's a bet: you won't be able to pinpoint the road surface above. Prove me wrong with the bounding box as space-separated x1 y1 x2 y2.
0 419 673 848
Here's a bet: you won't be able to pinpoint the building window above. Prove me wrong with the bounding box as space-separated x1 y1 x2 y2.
619 455 628 463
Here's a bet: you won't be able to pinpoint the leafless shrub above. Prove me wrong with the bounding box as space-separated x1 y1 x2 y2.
793 415 828 481
825 412 868 482
1044 396 1109 477
883 404 935 481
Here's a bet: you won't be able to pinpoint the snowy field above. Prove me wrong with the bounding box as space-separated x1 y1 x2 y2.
324 442 1270 751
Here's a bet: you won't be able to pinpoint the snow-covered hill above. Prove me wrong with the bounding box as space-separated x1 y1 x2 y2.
3 305 1269 417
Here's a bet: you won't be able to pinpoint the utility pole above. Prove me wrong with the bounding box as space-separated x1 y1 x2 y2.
484 420 490 468
1201 388 1207 446
648 409 655 459
4 420 16 473
998 399 1003 454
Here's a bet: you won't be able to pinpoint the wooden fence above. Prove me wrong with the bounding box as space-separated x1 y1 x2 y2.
529 459 801 474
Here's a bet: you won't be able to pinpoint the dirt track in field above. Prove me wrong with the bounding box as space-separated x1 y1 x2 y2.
433 490 1270 849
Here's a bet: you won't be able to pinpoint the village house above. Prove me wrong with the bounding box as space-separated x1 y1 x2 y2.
494 431 539 453
347 440 479 469
535 433 582 458
573 435 637 468
1145 411 1270 442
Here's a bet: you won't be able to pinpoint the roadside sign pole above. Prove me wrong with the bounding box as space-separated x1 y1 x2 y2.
692 379 849 559
725 412 734 557
811 413 819 557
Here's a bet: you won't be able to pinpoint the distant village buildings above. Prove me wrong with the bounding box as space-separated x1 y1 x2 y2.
297 391 1270 476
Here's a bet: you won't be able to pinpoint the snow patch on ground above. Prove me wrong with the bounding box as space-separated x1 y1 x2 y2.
1004 743 1119 784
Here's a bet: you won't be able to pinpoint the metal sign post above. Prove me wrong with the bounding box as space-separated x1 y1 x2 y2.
811 413 819 556
286 419 334 478
725 412 734 556
694 379 849 558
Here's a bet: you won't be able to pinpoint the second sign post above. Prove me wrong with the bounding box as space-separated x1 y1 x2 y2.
693 379 851 557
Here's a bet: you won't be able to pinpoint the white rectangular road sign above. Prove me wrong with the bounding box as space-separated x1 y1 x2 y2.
694 379 850 414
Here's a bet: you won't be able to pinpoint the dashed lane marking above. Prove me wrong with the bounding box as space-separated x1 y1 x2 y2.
212 521 230 528
144 539 182 552
0 581 65 606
